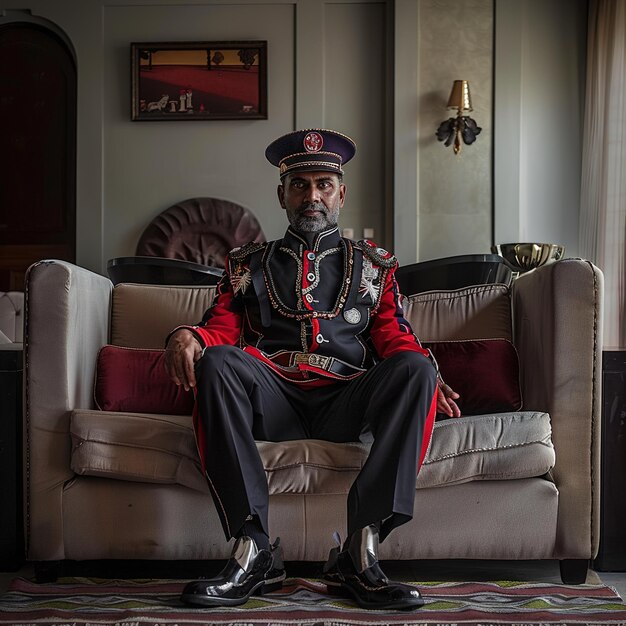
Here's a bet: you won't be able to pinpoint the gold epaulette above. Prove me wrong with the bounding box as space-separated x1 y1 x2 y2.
355 239 398 269
228 241 267 263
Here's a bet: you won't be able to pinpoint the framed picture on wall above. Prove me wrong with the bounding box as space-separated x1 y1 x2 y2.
130 41 267 121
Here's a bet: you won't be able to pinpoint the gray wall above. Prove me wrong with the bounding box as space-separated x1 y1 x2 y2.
417 0 494 262
0 0 588 271
495 0 588 257
1 0 390 273
102 3 297 261
103 1 390 264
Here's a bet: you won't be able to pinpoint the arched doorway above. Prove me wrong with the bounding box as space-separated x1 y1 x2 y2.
0 22 76 291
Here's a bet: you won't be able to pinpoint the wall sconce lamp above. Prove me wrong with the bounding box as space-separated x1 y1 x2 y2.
436 80 482 155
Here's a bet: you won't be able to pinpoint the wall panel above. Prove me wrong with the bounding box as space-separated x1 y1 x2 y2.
494 0 587 257
323 2 387 245
103 3 295 262
417 0 493 262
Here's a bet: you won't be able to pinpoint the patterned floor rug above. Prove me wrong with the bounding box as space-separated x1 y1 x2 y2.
1 576 626 626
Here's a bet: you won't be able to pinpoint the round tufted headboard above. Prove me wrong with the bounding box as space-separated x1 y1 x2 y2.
136 197 266 268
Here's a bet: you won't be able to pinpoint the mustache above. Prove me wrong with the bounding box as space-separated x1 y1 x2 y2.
297 202 328 215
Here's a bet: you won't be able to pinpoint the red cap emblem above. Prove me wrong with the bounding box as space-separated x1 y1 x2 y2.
303 131 323 153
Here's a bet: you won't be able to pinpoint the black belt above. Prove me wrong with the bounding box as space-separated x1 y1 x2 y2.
270 352 366 378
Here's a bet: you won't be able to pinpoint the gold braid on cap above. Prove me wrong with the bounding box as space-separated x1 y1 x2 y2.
278 151 343 166
282 161 342 172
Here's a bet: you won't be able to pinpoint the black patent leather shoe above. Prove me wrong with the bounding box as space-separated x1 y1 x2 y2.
181 536 285 607
322 526 424 611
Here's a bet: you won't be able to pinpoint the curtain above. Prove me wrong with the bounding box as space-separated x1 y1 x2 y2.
580 0 626 349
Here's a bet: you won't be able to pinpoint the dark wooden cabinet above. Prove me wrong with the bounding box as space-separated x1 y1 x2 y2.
594 350 626 571
0 23 76 291
0 346 24 570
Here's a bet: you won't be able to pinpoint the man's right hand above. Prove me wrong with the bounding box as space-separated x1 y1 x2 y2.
436 380 461 418
164 329 203 391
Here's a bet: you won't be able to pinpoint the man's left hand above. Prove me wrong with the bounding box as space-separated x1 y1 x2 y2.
437 381 461 418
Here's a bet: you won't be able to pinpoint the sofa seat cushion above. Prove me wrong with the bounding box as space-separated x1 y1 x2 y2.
420 412 554 488
70 410 554 494
70 412 208 492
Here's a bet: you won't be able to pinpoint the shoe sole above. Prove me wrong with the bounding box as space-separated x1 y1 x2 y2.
325 579 425 611
259 571 287 593
180 574 286 608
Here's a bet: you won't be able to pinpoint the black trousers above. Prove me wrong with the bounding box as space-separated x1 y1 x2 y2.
193 345 437 543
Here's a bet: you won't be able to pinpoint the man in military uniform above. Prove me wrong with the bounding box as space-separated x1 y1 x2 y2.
165 129 460 611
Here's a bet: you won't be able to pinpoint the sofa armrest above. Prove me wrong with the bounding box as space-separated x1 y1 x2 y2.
512 259 603 559
24 260 112 560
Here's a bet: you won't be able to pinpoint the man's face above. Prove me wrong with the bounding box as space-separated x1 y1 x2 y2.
278 171 346 232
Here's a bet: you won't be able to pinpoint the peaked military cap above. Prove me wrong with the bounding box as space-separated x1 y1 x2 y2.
265 129 356 178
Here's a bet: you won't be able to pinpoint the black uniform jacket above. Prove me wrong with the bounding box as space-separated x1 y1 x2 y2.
176 226 431 386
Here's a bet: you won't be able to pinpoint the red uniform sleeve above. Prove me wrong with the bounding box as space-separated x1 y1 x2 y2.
369 266 430 360
168 268 243 349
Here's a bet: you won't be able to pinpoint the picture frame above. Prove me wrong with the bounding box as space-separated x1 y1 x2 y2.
130 41 267 121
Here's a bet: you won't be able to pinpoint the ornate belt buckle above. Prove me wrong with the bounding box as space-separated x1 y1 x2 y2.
293 353 306 365
293 352 330 370
307 353 329 369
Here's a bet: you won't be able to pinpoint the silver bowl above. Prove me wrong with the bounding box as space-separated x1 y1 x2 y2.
491 243 565 272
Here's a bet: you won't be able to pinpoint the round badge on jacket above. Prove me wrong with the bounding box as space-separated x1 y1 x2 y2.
343 308 361 324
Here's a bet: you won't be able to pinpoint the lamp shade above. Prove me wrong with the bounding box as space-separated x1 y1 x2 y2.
447 80 473 112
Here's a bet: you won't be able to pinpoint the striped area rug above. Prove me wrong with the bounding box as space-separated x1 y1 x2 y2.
1 576 626 625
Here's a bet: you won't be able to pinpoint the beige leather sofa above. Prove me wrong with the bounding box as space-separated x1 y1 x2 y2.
23 259 603 583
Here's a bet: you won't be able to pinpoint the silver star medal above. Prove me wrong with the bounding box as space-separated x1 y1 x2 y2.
359 258 380 302
231 269 251 294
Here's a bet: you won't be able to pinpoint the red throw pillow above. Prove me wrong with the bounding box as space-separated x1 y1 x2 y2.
424 339 522 417
94 345 194 415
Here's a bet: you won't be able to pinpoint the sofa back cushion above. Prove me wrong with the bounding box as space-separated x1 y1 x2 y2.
95 345 195 414
425 339 522 415
111 283 216 349
404 284 512 342
110 281 512 348
94 341 522 417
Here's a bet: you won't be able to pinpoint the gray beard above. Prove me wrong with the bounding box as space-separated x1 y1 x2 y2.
288 202 338 233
